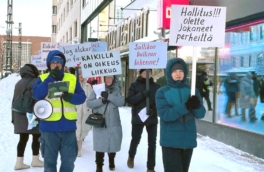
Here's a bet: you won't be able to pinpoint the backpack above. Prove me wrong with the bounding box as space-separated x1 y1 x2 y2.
12 79 37 114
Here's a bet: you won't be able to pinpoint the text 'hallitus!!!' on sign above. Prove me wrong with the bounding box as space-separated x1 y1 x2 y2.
80 50 122 78
59 42 107 67
129 42 167 69
169 5 226 47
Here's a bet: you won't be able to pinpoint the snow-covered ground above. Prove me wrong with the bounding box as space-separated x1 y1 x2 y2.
1 73 264 172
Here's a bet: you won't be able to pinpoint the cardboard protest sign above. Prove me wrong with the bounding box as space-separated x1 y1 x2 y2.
169 5 226 47
59 42 107 67
80 50 121 78
31 55 47 70
129 42 167 69
41 42 70 62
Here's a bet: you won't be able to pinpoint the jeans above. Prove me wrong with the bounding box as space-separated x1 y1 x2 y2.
128 124 157 170
39 131 78 172
162 147 193 172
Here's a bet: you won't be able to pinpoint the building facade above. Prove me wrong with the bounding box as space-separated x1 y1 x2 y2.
0 35 50 71
52 0 81 43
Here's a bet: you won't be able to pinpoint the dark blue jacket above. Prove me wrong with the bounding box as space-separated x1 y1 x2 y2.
155 58 205 149
33 50 86 132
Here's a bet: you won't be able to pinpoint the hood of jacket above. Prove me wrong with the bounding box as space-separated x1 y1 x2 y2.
20 64 39 78
46 50 66 71
165 58 188 88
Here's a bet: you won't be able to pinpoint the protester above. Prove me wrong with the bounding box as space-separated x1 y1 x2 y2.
155 58 206 172
12 64 43 170
33 50 86 172
76 68 92 157
87 75 124 172
126 69 160 172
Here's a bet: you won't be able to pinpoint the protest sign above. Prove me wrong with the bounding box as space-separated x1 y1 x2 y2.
80 50 121 78
129 42 167 69
41 42 69 62
31 55 47 70
169 5 226 47
59 42 107 67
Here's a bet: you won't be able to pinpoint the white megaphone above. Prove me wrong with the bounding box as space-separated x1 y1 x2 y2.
33 100 53 120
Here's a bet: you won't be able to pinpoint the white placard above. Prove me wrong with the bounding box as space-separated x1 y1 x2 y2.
129 42 167 69
59 42 107 67
80 50 122 78
93 83 105 99
169 5 226 47
31 55 47 70
41 42 70 62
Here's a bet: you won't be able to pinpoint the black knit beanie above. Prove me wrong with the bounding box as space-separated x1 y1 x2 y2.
171 62 184 73
139 69 152 74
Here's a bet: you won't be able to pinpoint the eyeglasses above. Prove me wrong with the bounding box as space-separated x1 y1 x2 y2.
105 77 113 80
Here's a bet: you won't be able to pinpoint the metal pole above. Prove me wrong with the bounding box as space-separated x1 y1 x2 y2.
146 69 150 115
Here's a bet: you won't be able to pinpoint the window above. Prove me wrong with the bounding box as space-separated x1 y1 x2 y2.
74 21 77 37
52 6 57 15
52 25 57 34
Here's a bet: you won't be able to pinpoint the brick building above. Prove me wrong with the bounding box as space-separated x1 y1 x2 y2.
0 35 50 71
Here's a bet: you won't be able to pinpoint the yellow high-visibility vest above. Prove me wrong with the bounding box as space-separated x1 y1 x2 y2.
39 73 77 121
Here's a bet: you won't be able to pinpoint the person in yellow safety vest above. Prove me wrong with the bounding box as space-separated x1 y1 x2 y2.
33 50 86 172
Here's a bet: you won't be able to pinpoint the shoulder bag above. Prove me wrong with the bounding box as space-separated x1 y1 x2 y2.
85 102 109 128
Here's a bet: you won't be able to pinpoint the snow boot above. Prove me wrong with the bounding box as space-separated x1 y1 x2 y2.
14 157 30 170
127 156 134 168
147 170 155 172
108 153 115 171
77 139 82 157
96 163 103 172
31 155 44 167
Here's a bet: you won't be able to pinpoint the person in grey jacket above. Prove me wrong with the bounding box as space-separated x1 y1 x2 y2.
76 68 92 157
87 75 124 172
11 64 44 170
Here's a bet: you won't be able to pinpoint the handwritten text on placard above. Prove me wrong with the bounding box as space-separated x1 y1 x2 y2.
80 50 121 78
129 42 167 69
169 5 226 47
59 42 107 67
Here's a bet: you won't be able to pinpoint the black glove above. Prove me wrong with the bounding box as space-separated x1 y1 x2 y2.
50 67 60 79
61 92 73 102
141 90 150 98
101 91 109 99
185 95 200 110
102 97 110 104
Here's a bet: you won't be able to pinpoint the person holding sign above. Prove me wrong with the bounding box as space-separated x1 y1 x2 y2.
126 69 160 172
33 50 86 172
155 58 205 172
86 75 124 172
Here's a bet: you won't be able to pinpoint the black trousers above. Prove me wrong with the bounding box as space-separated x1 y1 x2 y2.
95 152 116 165
162 147 193 172
17 133 41 157
128 124 157 170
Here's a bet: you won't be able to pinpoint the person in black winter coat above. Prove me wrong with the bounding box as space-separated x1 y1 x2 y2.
11 64 44 170
126 69 160 172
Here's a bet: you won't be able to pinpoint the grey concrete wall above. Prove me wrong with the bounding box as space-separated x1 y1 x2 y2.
196 119 264 159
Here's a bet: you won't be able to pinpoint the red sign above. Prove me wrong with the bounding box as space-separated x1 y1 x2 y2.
157 0 189 29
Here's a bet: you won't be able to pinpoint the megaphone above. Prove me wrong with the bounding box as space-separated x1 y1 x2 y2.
33 100 53 119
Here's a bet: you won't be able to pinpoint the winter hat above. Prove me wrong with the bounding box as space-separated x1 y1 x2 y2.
50 56 64 64
171 62 184 73
139 69 152 74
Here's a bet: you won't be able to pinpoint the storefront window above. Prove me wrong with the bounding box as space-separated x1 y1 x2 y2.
217 22 264 134
177 46 216 122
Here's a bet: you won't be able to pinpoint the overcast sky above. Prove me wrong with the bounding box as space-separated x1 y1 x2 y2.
0 0 51 37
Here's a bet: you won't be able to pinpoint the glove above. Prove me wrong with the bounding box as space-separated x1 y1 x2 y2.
49 67 60 79
61 92 73 102
101 91 109 99
185 95 200 110
102 97 110 104
141 90 150 98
